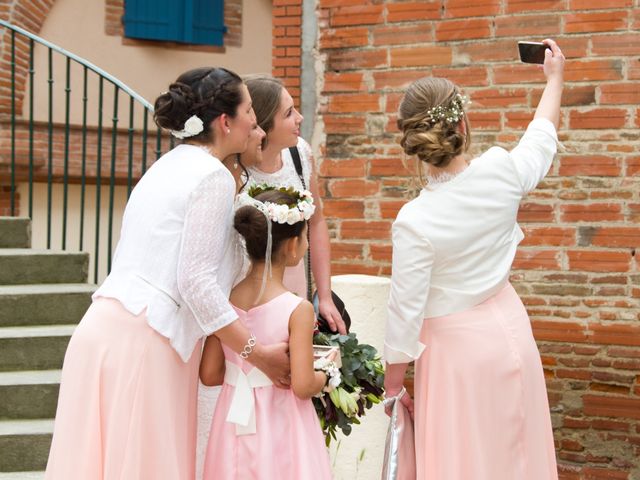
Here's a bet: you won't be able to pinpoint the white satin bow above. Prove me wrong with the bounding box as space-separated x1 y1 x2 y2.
224 361 273 435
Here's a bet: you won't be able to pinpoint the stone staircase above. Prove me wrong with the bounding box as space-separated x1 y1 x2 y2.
0 218 95 479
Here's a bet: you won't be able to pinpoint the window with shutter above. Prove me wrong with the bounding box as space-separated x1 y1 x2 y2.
123 0 226 46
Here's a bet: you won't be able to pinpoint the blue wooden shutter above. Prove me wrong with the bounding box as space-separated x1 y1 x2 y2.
123 0 183 42
189 0 227 46
124 0 226 46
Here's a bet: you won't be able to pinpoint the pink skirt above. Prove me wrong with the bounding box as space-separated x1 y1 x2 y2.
45 298 201 480
414 283 558 480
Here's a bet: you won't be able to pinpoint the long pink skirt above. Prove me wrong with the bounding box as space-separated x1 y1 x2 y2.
414 283 558 480
45 298 201 480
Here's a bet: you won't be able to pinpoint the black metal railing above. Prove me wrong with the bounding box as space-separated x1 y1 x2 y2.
0 20 175 283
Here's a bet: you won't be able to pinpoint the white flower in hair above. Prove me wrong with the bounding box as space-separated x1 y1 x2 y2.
275 204 290 224
171 114 204 139
286 208 301 225
298 200 315 219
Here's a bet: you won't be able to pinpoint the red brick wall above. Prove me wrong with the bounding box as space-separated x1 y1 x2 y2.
272 0 302 105
311 1 640 478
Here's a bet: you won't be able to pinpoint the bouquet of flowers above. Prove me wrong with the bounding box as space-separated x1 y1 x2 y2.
313 331 385 445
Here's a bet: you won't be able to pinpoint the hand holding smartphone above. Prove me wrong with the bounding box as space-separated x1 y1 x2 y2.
518 41 551 64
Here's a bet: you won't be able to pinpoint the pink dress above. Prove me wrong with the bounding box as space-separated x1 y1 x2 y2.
202 292 332 480
414 283 558 480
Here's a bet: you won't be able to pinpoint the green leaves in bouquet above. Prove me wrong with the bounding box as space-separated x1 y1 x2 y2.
313 332 385 445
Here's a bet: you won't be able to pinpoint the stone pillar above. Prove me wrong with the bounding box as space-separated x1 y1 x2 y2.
329 274 390 480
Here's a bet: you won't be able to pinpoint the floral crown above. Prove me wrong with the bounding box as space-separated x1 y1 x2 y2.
237 184 315 225
426 93 470 125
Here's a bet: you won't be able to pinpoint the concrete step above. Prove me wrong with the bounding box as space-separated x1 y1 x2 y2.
0 471 44 479
0 218 31 249
0 250 88 285
0 371 60 420
0 284 94 328
0 326 75 372
0 420 52 472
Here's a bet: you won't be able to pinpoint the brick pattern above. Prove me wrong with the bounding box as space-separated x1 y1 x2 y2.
315 1 640 478
272 0 301 106
104 0 243 49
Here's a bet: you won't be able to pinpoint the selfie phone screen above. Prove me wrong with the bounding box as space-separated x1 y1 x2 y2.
518 41 549 64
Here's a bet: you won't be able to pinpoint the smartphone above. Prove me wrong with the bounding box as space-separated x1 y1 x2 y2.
518 41 550 64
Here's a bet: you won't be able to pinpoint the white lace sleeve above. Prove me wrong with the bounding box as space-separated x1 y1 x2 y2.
177 169 238 336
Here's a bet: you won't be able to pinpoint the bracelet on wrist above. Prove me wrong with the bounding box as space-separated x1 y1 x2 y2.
313 357 342 393
239 333 257 359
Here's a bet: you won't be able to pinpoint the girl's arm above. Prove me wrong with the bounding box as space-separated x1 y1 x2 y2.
199 335 226 386
289 300 327 399
307 152 347 335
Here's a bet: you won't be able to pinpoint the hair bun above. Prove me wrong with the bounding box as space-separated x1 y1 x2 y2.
401 124 465 168
153 82 196 132
234 205 266 240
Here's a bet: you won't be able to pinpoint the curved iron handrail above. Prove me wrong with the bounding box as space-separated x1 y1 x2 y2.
0 19 173 283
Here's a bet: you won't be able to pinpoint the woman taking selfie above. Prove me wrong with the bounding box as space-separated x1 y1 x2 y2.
384 39 564 479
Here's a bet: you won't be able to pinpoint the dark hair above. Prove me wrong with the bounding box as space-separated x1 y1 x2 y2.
234 190 305 262
154 67 243 143
397 77 470 169
244 75 283 135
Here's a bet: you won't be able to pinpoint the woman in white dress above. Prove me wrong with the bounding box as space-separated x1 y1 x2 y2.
45 67 289 480
239 75 346 334
384 40 564 479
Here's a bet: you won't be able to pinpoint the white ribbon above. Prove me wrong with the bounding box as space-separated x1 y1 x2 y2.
224 361 273 435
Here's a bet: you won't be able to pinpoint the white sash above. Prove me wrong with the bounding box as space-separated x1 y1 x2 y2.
224 361 273 435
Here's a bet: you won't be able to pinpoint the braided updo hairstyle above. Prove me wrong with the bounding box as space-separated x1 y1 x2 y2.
397 77 470 169
154 67 243 143
234 190 306 262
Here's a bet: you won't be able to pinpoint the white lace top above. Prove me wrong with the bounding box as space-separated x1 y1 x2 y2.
93 144 245 362
385 119 558 364
246 137 312 190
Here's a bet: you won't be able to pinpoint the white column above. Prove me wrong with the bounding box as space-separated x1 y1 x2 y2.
329 274 390 480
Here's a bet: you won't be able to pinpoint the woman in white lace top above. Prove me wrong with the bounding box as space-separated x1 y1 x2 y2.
384 40 565 479
45 68 289 480
238 75 347 334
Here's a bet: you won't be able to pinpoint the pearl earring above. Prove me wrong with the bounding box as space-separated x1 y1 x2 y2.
226 128 231 134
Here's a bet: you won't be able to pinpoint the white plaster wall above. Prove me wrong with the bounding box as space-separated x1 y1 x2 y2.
29 0 273 126
18 181 127 284
329 274 390 480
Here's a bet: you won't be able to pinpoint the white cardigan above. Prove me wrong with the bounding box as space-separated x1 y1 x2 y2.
385 119 558 364
94 144 245 362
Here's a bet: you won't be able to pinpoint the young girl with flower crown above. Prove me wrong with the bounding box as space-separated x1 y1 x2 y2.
200 186 338 479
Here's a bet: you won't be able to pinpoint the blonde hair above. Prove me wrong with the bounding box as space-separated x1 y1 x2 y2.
397 77 470 169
